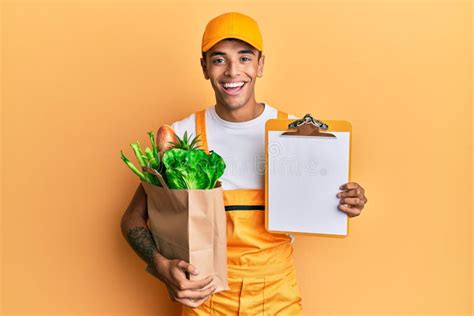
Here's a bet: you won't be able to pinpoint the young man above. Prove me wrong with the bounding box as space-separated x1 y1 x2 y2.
121 12 368 315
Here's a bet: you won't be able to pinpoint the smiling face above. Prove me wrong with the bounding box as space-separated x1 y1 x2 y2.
200 39 264 112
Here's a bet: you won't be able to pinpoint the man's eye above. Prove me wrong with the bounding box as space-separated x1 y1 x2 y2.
241 57 251 62
213 58 225 64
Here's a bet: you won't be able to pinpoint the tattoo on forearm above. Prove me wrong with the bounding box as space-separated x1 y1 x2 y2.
125 227 158 266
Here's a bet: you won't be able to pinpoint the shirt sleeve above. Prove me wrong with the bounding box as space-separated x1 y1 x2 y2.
169 113 196 139
170 121 180 137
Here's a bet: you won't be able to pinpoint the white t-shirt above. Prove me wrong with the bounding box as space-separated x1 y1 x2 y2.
170 102 298 190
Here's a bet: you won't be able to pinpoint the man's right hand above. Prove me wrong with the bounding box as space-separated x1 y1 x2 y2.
155 256 216 308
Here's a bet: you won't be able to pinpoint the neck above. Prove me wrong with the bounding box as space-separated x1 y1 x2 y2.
214 99 265 123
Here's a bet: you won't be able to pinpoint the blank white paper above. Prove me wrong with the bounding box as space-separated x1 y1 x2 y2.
267 131 350 236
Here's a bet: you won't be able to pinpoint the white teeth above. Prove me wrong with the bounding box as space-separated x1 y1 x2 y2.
223 82 245 88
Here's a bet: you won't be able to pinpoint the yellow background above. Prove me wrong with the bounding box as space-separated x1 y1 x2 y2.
2 0 472 315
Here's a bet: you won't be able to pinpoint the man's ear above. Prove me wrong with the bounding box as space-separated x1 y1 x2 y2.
200 57 210 80
257 54 265 78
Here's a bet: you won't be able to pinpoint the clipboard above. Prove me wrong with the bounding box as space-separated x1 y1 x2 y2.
264 114 352 238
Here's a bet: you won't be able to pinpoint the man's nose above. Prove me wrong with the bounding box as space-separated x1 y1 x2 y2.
224 60 240 77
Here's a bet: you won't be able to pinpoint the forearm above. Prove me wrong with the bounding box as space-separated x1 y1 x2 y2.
121 215 164 268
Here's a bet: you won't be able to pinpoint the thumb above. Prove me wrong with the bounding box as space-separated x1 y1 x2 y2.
177 260 199 276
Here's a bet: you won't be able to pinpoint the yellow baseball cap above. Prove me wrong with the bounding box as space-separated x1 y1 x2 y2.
201 12 263 53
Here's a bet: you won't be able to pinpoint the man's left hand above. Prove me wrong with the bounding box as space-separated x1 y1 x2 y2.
336 182 368 218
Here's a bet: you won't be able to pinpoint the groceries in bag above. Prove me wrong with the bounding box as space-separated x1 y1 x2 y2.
120 126 229 294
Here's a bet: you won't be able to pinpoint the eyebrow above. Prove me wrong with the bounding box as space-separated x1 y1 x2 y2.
209 49 256 57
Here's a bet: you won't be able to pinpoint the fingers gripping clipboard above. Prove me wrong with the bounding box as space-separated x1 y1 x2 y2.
264 114 352 237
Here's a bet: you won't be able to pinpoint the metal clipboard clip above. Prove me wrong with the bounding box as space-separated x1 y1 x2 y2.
282 114 336 138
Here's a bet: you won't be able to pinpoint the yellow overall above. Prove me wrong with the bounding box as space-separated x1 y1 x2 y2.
181 109 302 316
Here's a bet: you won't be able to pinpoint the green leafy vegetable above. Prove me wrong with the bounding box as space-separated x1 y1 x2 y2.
162 146 225 189
121 133 162 186
120 150 148 182
207 150 226 189
121 129 225 189
148 131 160 165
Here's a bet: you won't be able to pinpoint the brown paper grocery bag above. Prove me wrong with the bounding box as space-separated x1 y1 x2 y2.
141 170 229 294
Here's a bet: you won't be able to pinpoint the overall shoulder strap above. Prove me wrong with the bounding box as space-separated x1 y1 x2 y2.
195 109 209 153
277 110 288 119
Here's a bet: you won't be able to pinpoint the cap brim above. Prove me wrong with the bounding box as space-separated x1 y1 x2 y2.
202 35 262 53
